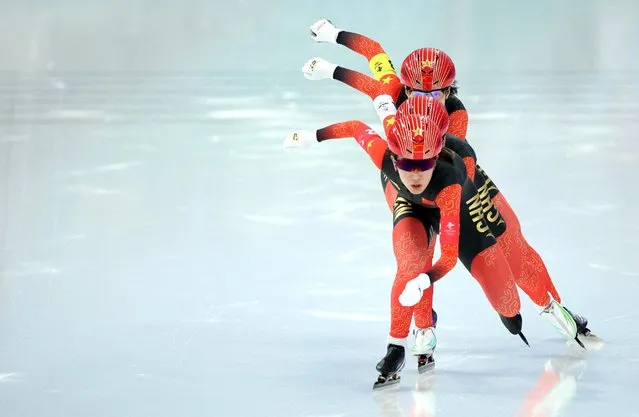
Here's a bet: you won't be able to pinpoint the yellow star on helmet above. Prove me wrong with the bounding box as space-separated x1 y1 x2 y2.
422 59 434 68
412 127 424 137
385 116 395 127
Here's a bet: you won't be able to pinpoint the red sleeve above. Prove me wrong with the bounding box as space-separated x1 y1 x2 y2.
316 121 388 169
333 66 385 100
337 31 386 62
427 184 461 282
335 31 403 102
448 110 469 139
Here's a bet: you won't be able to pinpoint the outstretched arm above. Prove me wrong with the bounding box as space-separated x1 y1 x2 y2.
336 32 397 81
308 19 404 101
316 121 388 169
333 66 386 100
329 66 400 137
283 121 388 170
301 58 398 137
301 56 388 100
312 84 397 143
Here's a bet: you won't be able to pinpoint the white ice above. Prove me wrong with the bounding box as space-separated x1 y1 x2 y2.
1 1 639 416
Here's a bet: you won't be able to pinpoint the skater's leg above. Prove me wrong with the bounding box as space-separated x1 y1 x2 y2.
389 206 434 341
458 180 522 320
375 198 435 386
480 172 594 342
455 178 528 342
476 165 559 306
407 228 438 371
414 236 436 330
493 192 557 306
418 234 438 327
413 285 435 330
468 245 521 318
522 242 562 303
412 282 436 357
412 283 437 371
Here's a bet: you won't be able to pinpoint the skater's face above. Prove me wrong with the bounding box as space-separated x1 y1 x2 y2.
394 157 436 195
405 86 449 106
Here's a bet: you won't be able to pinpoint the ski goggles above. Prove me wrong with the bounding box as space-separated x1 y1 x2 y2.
394 156 437 172
407 87 446 99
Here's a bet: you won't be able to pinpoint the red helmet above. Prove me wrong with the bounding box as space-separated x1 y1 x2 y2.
387 114 444 160
395 95 449 136
400 47 456 91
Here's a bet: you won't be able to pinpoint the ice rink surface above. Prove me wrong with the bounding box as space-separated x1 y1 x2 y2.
1 1 639 416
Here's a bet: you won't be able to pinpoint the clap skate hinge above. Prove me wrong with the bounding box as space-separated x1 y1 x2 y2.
540 301 585 349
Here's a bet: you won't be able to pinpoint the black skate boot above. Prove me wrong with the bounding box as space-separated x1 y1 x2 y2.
499 313 530 346
564 307 588 335
563 306 603 348
373 344 405 390
540 301 602 349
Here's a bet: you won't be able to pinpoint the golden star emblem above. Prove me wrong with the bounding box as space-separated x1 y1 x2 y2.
422 59 433 68
385 116 395 126
412 127 424 137
381 75 393 84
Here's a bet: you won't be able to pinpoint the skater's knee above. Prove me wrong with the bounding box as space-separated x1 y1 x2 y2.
397 253 430 277
393 230 432 284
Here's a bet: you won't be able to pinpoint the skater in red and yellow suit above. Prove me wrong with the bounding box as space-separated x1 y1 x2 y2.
303 19 595 345
284 95 524 388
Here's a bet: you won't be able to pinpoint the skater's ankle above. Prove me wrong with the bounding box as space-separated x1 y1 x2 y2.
387 336 408 347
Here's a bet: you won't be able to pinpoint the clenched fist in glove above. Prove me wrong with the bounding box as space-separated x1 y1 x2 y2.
302 57 337 81
398 274 432 307
309 19 341 44
283 130 316 149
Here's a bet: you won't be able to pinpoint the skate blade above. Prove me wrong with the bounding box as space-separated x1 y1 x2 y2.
416 354 435 374
570 332 605 351
373 374 401 390
519 332 530 347
417 361 435 374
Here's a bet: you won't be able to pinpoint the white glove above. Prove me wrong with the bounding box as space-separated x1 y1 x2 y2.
309 19 341 44
398 274 432 307
283 130 317 149
373 94 397 123
302 57 337 81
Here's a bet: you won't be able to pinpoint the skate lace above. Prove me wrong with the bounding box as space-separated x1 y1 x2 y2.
413 328 427 338
413 328 434 346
